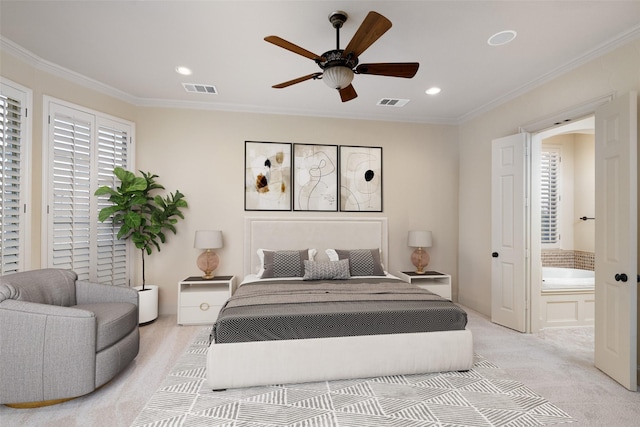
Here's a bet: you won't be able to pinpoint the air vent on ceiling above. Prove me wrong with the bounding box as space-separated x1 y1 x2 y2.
377 98 410 107
182 83 218 94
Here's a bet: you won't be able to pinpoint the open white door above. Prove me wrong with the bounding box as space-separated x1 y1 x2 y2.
491 133 528 332
594 91 638 391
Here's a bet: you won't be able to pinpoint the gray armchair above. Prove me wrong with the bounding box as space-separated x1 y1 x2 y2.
0 269 139 407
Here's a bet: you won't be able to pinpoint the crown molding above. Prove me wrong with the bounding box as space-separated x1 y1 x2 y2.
4 22 639 127
2 36 138 105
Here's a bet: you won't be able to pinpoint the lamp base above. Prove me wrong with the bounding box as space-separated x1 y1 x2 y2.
411 247 430 275
197 249 219 279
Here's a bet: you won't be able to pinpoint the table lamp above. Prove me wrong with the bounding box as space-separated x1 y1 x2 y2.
194 230 223 279
408 230 432 274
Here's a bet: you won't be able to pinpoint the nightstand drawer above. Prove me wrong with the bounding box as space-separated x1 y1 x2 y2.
179 304 222 324
180 288 228 307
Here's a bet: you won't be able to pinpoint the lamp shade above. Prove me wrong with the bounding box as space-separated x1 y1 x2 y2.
408 230 432 248
323 66 354 89
194 230 223 249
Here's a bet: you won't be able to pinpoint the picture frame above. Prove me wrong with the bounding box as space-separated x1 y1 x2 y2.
293 143 339 211
339 145 383 212
244 141 292 211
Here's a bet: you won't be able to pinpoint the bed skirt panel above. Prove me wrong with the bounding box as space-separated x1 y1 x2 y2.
206 329 473 390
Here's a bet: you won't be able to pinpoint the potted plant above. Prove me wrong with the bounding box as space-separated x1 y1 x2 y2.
95 167 188 323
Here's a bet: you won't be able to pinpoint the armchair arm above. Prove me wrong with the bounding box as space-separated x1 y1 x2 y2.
75 280 138 306
0 300 97 404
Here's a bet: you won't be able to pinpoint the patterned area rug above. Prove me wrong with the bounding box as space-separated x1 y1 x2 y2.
131 328 575 427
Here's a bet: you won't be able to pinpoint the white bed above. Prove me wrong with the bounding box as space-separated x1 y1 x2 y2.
206 217 473 390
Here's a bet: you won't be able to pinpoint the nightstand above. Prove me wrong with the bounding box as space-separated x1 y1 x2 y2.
177 275 236 325
396 271 452 299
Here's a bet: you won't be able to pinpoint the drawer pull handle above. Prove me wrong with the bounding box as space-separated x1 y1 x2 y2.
199 303 210 311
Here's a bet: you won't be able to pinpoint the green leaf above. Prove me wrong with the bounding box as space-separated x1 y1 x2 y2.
94 186 116 196
124 211 142 229
98 206 122 222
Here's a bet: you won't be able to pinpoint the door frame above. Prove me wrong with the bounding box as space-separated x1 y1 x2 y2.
519 95 613 334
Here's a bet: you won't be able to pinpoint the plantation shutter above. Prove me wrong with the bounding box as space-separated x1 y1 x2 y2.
0 82 29 275
46 99 133 285
96 120 130 285
49 109 93 278
540 148 560 244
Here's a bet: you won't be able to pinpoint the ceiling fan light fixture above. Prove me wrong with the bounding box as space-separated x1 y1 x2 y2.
322 66 354 89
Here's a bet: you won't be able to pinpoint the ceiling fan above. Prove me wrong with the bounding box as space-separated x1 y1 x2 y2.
265 10 420 102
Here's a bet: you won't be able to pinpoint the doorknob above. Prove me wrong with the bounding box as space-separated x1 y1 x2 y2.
492 252 499 258
614 273 628 282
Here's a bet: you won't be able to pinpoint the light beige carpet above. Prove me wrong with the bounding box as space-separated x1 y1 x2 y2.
131 327 576 426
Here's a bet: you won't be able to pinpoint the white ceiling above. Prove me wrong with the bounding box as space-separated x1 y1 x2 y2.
2 1 640 124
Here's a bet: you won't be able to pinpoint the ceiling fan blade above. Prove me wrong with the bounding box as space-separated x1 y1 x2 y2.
355 62 420 78
264 36 323 61
339 84 358 102
272 73 322 89
343 11 392 58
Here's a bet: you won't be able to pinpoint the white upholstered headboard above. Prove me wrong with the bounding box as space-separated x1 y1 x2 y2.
243 217 388 278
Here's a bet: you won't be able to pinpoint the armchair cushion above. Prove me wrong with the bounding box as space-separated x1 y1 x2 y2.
74 302 138 352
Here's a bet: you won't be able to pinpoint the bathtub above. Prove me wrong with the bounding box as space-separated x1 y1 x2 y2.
542 267 595 291
540 267 594 328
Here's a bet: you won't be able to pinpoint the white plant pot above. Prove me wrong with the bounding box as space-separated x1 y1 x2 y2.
134 284 159 324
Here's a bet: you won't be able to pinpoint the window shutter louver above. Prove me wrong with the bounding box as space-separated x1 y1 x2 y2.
0 93 24 274
541 149 560 244
46 100 133 285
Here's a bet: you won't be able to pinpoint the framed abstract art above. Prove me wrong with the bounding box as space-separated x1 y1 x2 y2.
339 145 383 212
244 141 292 211
293 143 338 211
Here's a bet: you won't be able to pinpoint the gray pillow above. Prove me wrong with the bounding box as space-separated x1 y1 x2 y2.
303 259 351 281
261 249 309 278
334 249 385 276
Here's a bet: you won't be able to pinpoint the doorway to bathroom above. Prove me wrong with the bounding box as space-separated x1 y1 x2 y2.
531 116 596 333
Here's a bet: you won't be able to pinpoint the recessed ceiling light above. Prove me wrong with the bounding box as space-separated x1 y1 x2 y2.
175 66 192 76
425 87 441 95
488 30 517 46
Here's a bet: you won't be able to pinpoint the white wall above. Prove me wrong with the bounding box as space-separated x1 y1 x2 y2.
135 108 460 314
458 39 640 316
573 134 595 252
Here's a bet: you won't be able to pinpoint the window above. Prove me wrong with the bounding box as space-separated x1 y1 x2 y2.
541 147 561 244
0 79 31 275
44 98 134 285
